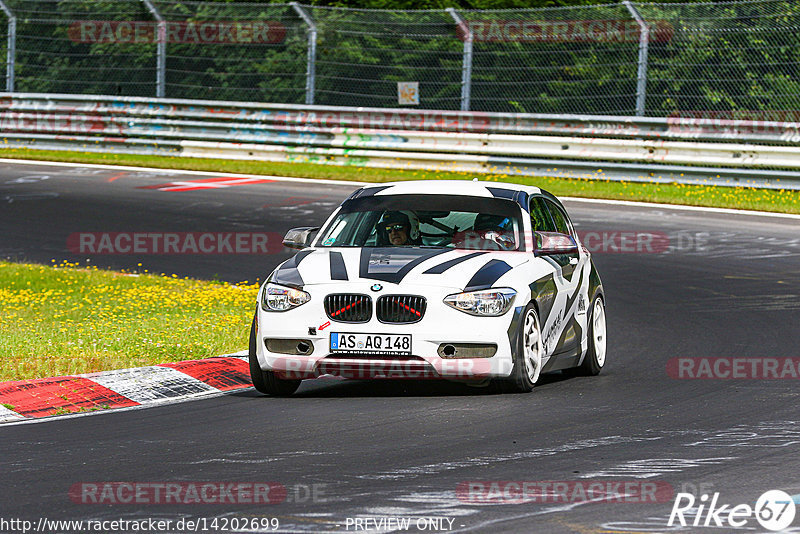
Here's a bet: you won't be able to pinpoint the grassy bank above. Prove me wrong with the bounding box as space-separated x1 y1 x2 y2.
0 261 257 381
0 148 798 214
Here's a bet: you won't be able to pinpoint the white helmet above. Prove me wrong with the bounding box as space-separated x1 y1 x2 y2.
378 210 420 242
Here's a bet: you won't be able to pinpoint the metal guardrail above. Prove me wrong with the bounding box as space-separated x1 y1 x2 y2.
4 93 800 144
2 93 800 190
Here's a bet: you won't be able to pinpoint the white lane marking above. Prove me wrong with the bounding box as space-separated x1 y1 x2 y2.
3 192 60 202
456 494 612 533
0 404 25 422
5 174 51 184
185 451 332 465
395 491 477 516
2 157 798 219
599 517 697 532
684 421 800 448
578 457 737 479
186 458 284 465
357 436 661 481
85 366 216 403
0 158 366 187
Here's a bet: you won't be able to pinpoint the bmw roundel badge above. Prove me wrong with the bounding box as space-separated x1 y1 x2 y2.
371 284 383 292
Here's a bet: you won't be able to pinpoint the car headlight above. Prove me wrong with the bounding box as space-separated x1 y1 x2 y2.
443 288 516 316
261 283 311 312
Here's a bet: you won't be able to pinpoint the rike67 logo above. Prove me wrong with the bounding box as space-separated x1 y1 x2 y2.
668 490 796 531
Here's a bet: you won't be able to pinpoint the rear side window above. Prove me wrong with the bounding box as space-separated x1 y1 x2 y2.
544 200 573 236
529 197 555 233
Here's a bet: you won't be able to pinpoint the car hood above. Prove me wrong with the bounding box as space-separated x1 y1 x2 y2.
270 247 530 292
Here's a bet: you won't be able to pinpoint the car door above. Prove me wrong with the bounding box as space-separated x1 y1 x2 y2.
530 196 585 359
542 199 581 280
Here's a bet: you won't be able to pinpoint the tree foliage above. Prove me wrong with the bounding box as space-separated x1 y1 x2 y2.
0 0 798 117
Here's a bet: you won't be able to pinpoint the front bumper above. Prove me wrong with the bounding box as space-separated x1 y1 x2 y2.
255 283 520 381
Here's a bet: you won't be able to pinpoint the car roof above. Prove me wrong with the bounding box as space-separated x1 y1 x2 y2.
350 180 543 199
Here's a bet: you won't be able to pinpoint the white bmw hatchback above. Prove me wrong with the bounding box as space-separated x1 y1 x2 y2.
250 180 606 395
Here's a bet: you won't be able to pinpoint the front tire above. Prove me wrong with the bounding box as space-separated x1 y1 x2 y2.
248 315 301 397
502 303 543 393
573 294 606 376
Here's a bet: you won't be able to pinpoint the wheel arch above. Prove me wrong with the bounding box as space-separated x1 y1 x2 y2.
588 259 605 307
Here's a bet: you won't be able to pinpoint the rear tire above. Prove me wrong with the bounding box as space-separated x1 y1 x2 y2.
501 302 542 393
571 294 606 376
248 315 301 397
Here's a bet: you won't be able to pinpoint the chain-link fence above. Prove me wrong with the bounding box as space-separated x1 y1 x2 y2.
638 0 800 119
0 0 798 117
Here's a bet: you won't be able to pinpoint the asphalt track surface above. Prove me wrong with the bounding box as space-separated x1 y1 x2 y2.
1 160 800 533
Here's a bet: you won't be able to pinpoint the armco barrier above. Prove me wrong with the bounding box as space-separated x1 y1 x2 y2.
2 93 800 190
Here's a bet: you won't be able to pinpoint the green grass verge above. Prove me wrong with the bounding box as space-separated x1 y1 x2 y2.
1 148 798 214
0 260 257 381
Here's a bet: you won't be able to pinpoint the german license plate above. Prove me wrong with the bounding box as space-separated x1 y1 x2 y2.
330 333 411 355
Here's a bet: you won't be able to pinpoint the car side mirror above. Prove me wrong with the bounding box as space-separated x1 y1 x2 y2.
283 227 320 250
535 231 578 256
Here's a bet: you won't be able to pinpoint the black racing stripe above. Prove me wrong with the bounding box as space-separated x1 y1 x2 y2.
563 267 586 318
553 323 575 354
487 187 529 213
286 249 314 268
464 259 513 291
272 249 313 288
486 187 516 200
506 305 524 352
540 255 563 275
515 191 530 212
348 185 393 199
529 275 556 328
573 318 584 358
329 251 348 281
359 248 450 284
272 267 304 288
422 252 486 275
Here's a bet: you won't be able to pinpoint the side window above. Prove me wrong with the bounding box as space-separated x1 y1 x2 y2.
529 197 555 233
544 200 573 236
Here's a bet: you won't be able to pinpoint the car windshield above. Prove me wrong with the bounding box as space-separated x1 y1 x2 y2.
317 194 524 251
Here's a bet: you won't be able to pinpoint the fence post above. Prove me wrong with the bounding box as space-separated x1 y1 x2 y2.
141 0 166 98
446 8 472 112
624 1 649 116
291 2 316 106
0 0 15 92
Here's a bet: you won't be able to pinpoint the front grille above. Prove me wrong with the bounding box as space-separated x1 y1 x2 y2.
376 295 427 324
324 294 372 323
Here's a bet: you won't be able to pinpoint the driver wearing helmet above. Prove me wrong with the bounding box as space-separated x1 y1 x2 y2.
377 211 421 246
472 213 516 250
